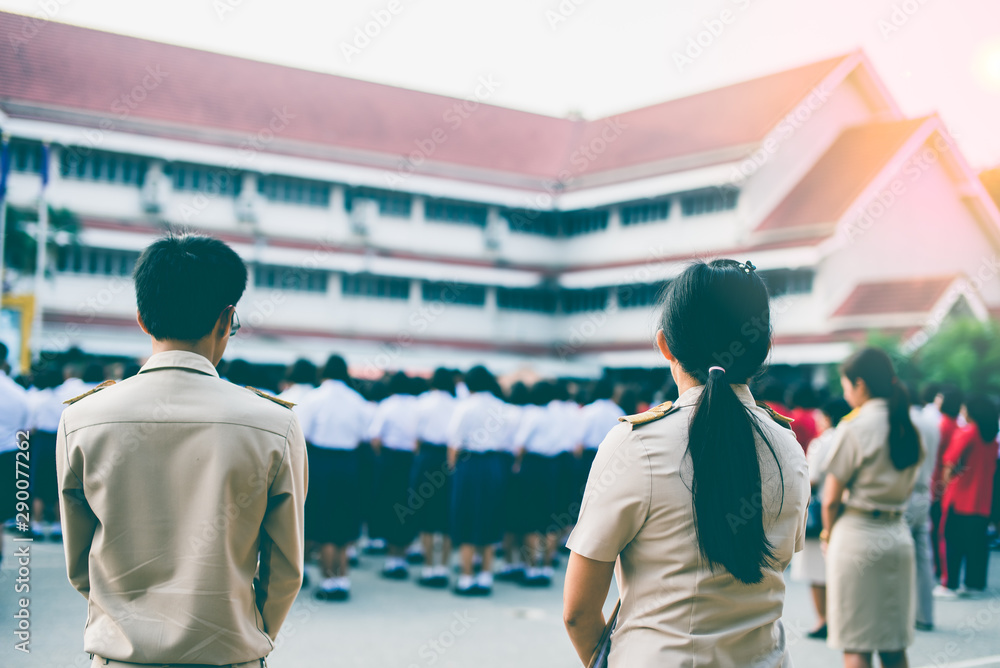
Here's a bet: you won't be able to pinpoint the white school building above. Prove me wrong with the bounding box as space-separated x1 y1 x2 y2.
1 11 998 377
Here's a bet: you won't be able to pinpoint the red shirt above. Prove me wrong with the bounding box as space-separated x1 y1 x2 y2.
942 424 999 516
789 407 818 454
931 415 960 501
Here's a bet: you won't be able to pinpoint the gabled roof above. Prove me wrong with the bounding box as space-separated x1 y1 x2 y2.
757 118 926 234
0 11 853 185
832 275 957 317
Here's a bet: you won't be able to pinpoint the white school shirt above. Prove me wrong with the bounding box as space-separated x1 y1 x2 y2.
446 392 519 453
580 399 626 449
415 390 457 445
520 400 584 457
513 404 547 454
277 383 316 411
31 378 95 432
0 373 29 454
368 394 419 451
297 379 370 449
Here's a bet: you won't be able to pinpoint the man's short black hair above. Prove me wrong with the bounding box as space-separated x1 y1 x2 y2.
133 234 247 341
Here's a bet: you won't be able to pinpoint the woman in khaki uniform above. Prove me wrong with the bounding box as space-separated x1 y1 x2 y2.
821 347 923 668
562 259 810 667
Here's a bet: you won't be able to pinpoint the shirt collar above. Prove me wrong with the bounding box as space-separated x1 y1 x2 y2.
674 383 757 409
138 351 220 378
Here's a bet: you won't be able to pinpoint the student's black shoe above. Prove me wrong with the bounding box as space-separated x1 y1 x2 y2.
806 624 827 639
453 584 478 597
471 584 492 597
315 588 349 602
382 566 409 580
418 575 449 589
523 575 552 588
495 567 525 583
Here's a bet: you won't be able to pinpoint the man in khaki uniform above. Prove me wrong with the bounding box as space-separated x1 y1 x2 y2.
57 234 307 667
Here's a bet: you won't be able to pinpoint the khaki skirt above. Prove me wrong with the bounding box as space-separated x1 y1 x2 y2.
827 513 915 651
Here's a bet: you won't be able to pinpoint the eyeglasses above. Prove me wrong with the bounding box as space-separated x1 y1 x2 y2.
225 306 241 337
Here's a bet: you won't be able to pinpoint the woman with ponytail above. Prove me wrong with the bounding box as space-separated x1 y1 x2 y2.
562 259 809 667
821 347 924 668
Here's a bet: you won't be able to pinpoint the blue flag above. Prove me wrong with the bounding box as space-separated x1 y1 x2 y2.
39 142 49 189
0 136 10 201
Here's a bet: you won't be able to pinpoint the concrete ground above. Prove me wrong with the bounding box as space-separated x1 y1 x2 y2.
2 537 999 668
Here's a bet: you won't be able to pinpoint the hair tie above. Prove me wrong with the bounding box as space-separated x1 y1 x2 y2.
709 366 725 374
739 260 756 274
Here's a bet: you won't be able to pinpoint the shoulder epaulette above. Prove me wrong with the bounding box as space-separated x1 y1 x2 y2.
246 386 295 409
64 379 116 405
839 407 860 423
755 401 794 430
619 400 680 427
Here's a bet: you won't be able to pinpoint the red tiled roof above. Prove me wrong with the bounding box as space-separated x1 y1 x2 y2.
757 119 926 232
0 11 850 184
832 276 957 317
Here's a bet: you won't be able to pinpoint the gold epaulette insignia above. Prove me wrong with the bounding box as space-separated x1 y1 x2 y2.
64 379 116 405
246 386 295 409
756 401 794 430
619 400 679 427
839 407 860 423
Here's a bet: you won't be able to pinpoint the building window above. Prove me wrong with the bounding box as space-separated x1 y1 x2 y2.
422 281 487 306
344 186 412 218
621 198 671 226
166 162 242 196
255 265 328 293
680 187 739 216
258 175 331 207
561 288 609 313
496 287 557 313
500 209 560 237
562 209 609 236
342 273 411 300
617 281 669 309
759 269 813 297
9 139 44 174
59 148 148 186
424 198 489 227
56 246 139 277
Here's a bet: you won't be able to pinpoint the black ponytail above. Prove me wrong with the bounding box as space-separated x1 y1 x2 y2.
661 259 781 585
841 347 920 470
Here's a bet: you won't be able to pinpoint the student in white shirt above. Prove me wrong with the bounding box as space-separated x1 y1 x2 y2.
296 354 370 601
368 372 421 580
277 358 318 407
576 377 625 516
411 368 459 588
447 366 519 596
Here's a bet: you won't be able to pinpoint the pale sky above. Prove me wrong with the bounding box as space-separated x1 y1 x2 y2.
2 0 999 167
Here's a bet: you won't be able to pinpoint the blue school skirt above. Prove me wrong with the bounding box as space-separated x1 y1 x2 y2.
410 442 451 533
451 451 507 546
305 445 361 545
370 447 417 546
515 452 559 534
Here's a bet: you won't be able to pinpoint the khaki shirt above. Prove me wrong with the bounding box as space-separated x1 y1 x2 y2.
56 351 308 664
823 398 923 513
567 384 809 668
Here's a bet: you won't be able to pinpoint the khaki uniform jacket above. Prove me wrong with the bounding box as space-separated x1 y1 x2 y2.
568 384 810 668
56 351 308 665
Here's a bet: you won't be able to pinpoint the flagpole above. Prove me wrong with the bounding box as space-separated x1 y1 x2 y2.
31 141 49 363
0 133 9 296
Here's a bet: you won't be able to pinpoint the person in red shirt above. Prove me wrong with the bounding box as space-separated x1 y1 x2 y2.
787 383 820 454
937 394 999 596
929 385 963 580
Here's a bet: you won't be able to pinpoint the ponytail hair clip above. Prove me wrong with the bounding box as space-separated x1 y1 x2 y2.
739 260 756 274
